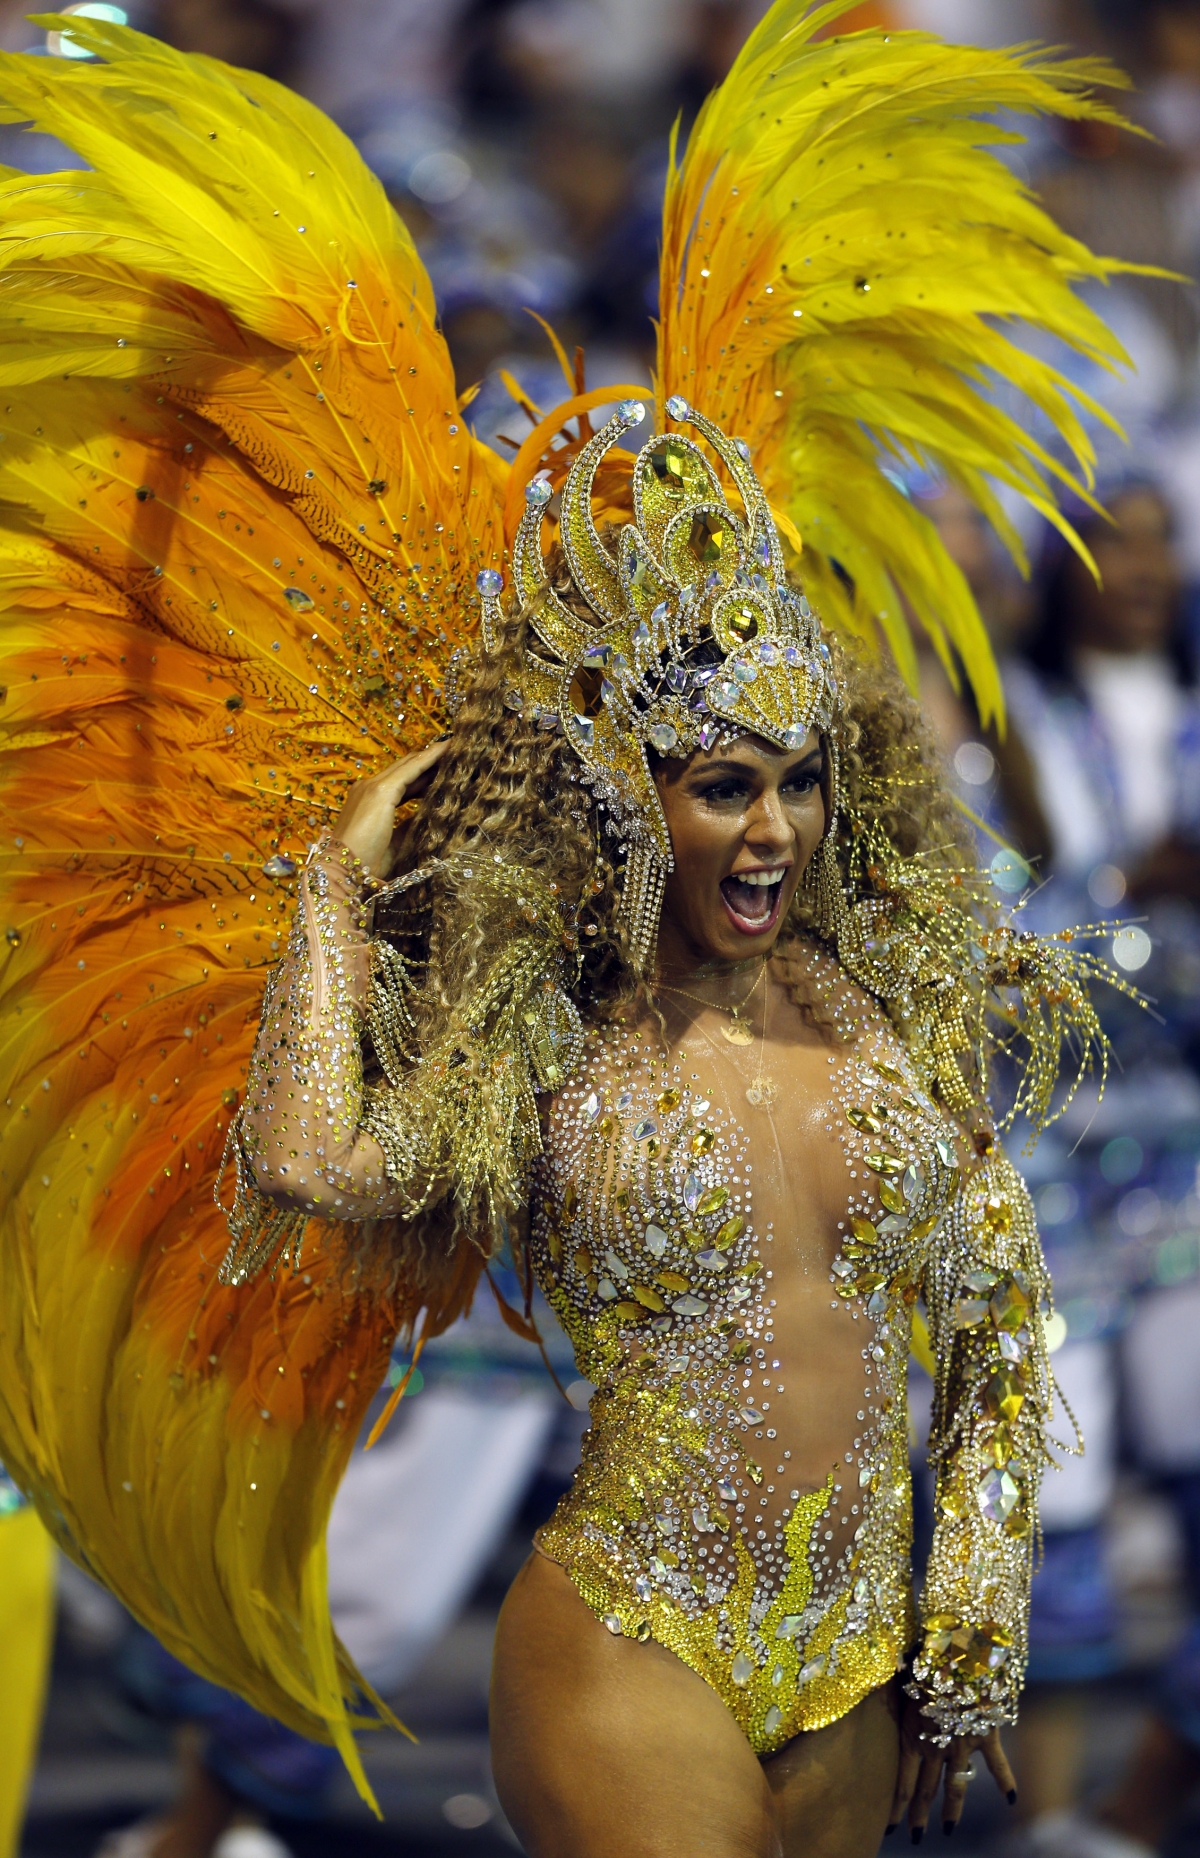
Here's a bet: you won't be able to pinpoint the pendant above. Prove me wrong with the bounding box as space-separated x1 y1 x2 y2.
746 1074 777 1108
721 1018 754 1046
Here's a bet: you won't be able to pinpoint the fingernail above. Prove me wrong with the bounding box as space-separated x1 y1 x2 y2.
1007 1791 1018 1807
912 1830 924 1846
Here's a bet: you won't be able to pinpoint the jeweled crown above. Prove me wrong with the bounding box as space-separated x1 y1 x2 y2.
478 395 837 885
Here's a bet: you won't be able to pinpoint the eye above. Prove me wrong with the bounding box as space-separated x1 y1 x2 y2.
782 769 821 798
695 777 750 804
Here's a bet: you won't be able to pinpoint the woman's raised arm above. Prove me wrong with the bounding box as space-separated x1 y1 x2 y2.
222 746 447 1268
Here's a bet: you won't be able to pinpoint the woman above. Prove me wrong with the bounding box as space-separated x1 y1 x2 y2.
222 397 1102 1856
0 8 1143 1856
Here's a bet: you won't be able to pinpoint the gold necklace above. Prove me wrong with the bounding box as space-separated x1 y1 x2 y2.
745 975 776 1108
656 959 767 1047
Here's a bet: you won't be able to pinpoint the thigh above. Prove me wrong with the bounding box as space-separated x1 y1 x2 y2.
490 1552 779 1858
765 1677 901 1858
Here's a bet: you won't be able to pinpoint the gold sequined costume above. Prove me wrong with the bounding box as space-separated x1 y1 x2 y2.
0 1 1151 1806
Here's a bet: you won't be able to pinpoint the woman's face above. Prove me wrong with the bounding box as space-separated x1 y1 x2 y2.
1066 487 1180 655
653 730 826 970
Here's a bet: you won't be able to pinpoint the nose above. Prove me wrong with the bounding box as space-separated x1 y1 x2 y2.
744 786 795 859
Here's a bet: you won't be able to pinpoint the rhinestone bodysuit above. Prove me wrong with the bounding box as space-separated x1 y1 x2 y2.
233 845 1054 1753
532 950 966 1753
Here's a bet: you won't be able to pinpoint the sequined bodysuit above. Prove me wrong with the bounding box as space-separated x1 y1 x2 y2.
235 843 1053 1754
531 949 963 1752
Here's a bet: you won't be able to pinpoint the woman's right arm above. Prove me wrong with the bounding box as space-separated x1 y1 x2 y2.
227 744 447 1241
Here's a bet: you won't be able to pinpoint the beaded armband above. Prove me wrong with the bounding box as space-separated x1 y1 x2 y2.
908 1146 1055 1741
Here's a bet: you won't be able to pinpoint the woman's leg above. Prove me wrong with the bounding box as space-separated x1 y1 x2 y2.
765 1678 900 1858
490 1553 900 1858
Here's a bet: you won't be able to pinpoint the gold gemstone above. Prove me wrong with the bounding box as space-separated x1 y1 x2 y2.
585 1272 598 1294
573 1245 592 1271
683 1227 707 1249
983 1365 1025 1425
562 1183 578 1218
865 1150 905 1176
989 1423 1013 1468
613 1300 648 1320
714 1215 746 1250
648 438 703 497
615 1188 631 1211
657 1270 690 1292
727 604 759 642
849 1215 878 1244
687 510 734 566
879 1180 905 1214
746 1457 764 1484
983 1193 1013 1235
909 1215 938 1240
855 1271 887 1296
692 1128 716 1155
873 1060 904 1084
729 1340 749 1361
848 1107 883 1135
632 1284 666 1312
547 1229 562 1263
696 1185 729 1217
659 1547 679 1568
989 1274 1030 1333
657 1088 681 1112
646 1137 662 1158
1003 1505 1031 1540
737 1259 761 1278
568 664 605 719
938 1480 967 1521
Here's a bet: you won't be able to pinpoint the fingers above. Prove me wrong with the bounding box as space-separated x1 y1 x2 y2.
375 736 449 802
906 1749 947 1845
940 1745 974 1837
887 1732 924 1835
979 1728 1018 1806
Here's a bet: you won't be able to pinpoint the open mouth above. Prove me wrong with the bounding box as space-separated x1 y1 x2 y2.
719 867 789 935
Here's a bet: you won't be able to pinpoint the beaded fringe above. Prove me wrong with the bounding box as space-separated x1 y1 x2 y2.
621 837 667 974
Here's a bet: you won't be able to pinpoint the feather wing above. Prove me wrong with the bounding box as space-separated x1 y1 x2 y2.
657 0 1156 717
0 17 506 1808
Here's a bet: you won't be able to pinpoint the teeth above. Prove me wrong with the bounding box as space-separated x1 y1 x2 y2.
735 869 785 887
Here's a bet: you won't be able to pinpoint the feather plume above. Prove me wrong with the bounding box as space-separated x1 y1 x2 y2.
657 0 1159 718
0 15 509 1808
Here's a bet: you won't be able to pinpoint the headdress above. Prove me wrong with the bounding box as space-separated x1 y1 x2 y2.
482 394 838 964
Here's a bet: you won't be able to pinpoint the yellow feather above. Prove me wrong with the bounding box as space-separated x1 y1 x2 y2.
657 0 1168 722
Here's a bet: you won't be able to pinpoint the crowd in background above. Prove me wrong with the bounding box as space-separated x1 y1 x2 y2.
8 1 1200 1854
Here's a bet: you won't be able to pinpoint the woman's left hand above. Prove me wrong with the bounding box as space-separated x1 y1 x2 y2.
888 1694 1016 1841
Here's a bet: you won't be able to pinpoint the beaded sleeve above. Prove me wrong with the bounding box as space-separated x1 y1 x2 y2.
220 846 584 1284
909 1143 1054 1743
220 837 410 1281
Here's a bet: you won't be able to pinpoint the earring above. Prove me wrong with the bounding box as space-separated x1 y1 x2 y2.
621 836 667 975
804 733 852 945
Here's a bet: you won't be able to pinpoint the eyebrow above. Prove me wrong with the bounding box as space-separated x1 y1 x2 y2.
690 746 824 778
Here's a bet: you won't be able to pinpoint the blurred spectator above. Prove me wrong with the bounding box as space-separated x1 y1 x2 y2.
991 480 1200 1857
